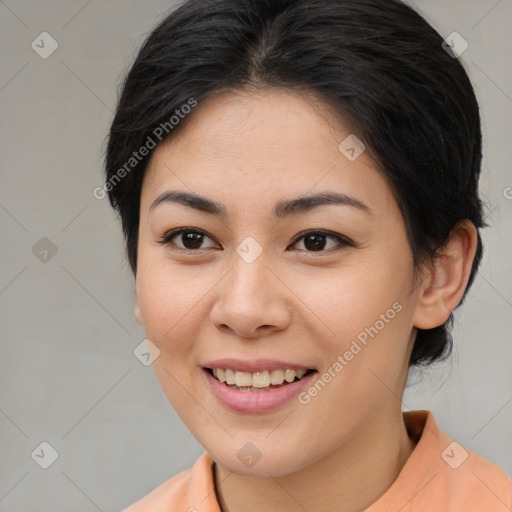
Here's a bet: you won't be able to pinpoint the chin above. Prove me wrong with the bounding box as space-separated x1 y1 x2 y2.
211 447 309 478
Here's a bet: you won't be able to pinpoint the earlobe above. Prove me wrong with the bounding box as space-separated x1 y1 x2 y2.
412 220 478 330
134 284 143 325
134 276 143 325
134 302 143 325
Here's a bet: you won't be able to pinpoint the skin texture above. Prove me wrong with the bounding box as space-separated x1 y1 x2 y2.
134 87 477 512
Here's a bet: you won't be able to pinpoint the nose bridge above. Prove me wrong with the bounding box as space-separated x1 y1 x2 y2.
211 239 291 336
228 238 275 302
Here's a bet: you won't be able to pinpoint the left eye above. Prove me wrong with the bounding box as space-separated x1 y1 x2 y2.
157 228 353 253
291 230 352 252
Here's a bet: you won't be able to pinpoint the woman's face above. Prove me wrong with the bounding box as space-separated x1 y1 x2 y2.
135 87 423 477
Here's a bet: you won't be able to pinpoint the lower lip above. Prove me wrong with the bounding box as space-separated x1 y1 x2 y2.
202 368 317 413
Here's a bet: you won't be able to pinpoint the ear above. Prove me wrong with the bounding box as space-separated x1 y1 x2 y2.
412 220 478 330
134 281 143 325
134 300 143 325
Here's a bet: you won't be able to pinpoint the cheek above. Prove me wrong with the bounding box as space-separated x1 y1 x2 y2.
296 258 411 352
136 264 205 408
135 260 204 355
327 277 414 393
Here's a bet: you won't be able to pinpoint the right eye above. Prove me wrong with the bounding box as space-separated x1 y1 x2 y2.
157 228 219 252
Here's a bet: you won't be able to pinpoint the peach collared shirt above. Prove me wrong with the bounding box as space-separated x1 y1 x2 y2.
123 410 512 511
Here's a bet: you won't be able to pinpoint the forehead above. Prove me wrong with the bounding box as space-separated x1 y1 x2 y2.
151 87 354 168
141 87 397 219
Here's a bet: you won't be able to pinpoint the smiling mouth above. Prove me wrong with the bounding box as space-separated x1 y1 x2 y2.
205 367 317 392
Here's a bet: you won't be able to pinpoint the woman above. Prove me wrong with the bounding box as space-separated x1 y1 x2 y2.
103 0 512 510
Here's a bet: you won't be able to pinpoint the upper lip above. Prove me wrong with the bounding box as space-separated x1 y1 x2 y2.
202 358 315 373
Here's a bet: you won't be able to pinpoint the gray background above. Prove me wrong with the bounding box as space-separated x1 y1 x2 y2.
0 0 511 510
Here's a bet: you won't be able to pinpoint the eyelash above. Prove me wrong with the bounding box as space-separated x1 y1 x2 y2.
157 228 355 255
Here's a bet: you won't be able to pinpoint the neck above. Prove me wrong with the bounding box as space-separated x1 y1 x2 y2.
214 407 416 512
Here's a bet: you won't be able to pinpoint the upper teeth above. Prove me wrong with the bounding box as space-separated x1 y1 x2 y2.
212 368 308 388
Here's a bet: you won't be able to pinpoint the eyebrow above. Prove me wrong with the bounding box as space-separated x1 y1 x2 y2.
149 190 372 218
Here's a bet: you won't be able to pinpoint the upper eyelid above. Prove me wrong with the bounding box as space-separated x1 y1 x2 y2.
159 228 353 249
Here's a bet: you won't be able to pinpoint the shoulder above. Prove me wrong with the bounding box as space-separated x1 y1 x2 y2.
389 410 512 511
122 467 192 512
432 436 512 509
122 452 217 512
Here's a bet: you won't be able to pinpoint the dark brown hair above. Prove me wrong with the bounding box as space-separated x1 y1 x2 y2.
104 0 486 367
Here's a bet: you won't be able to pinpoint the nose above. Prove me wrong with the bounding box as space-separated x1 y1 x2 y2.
209 254 292 339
